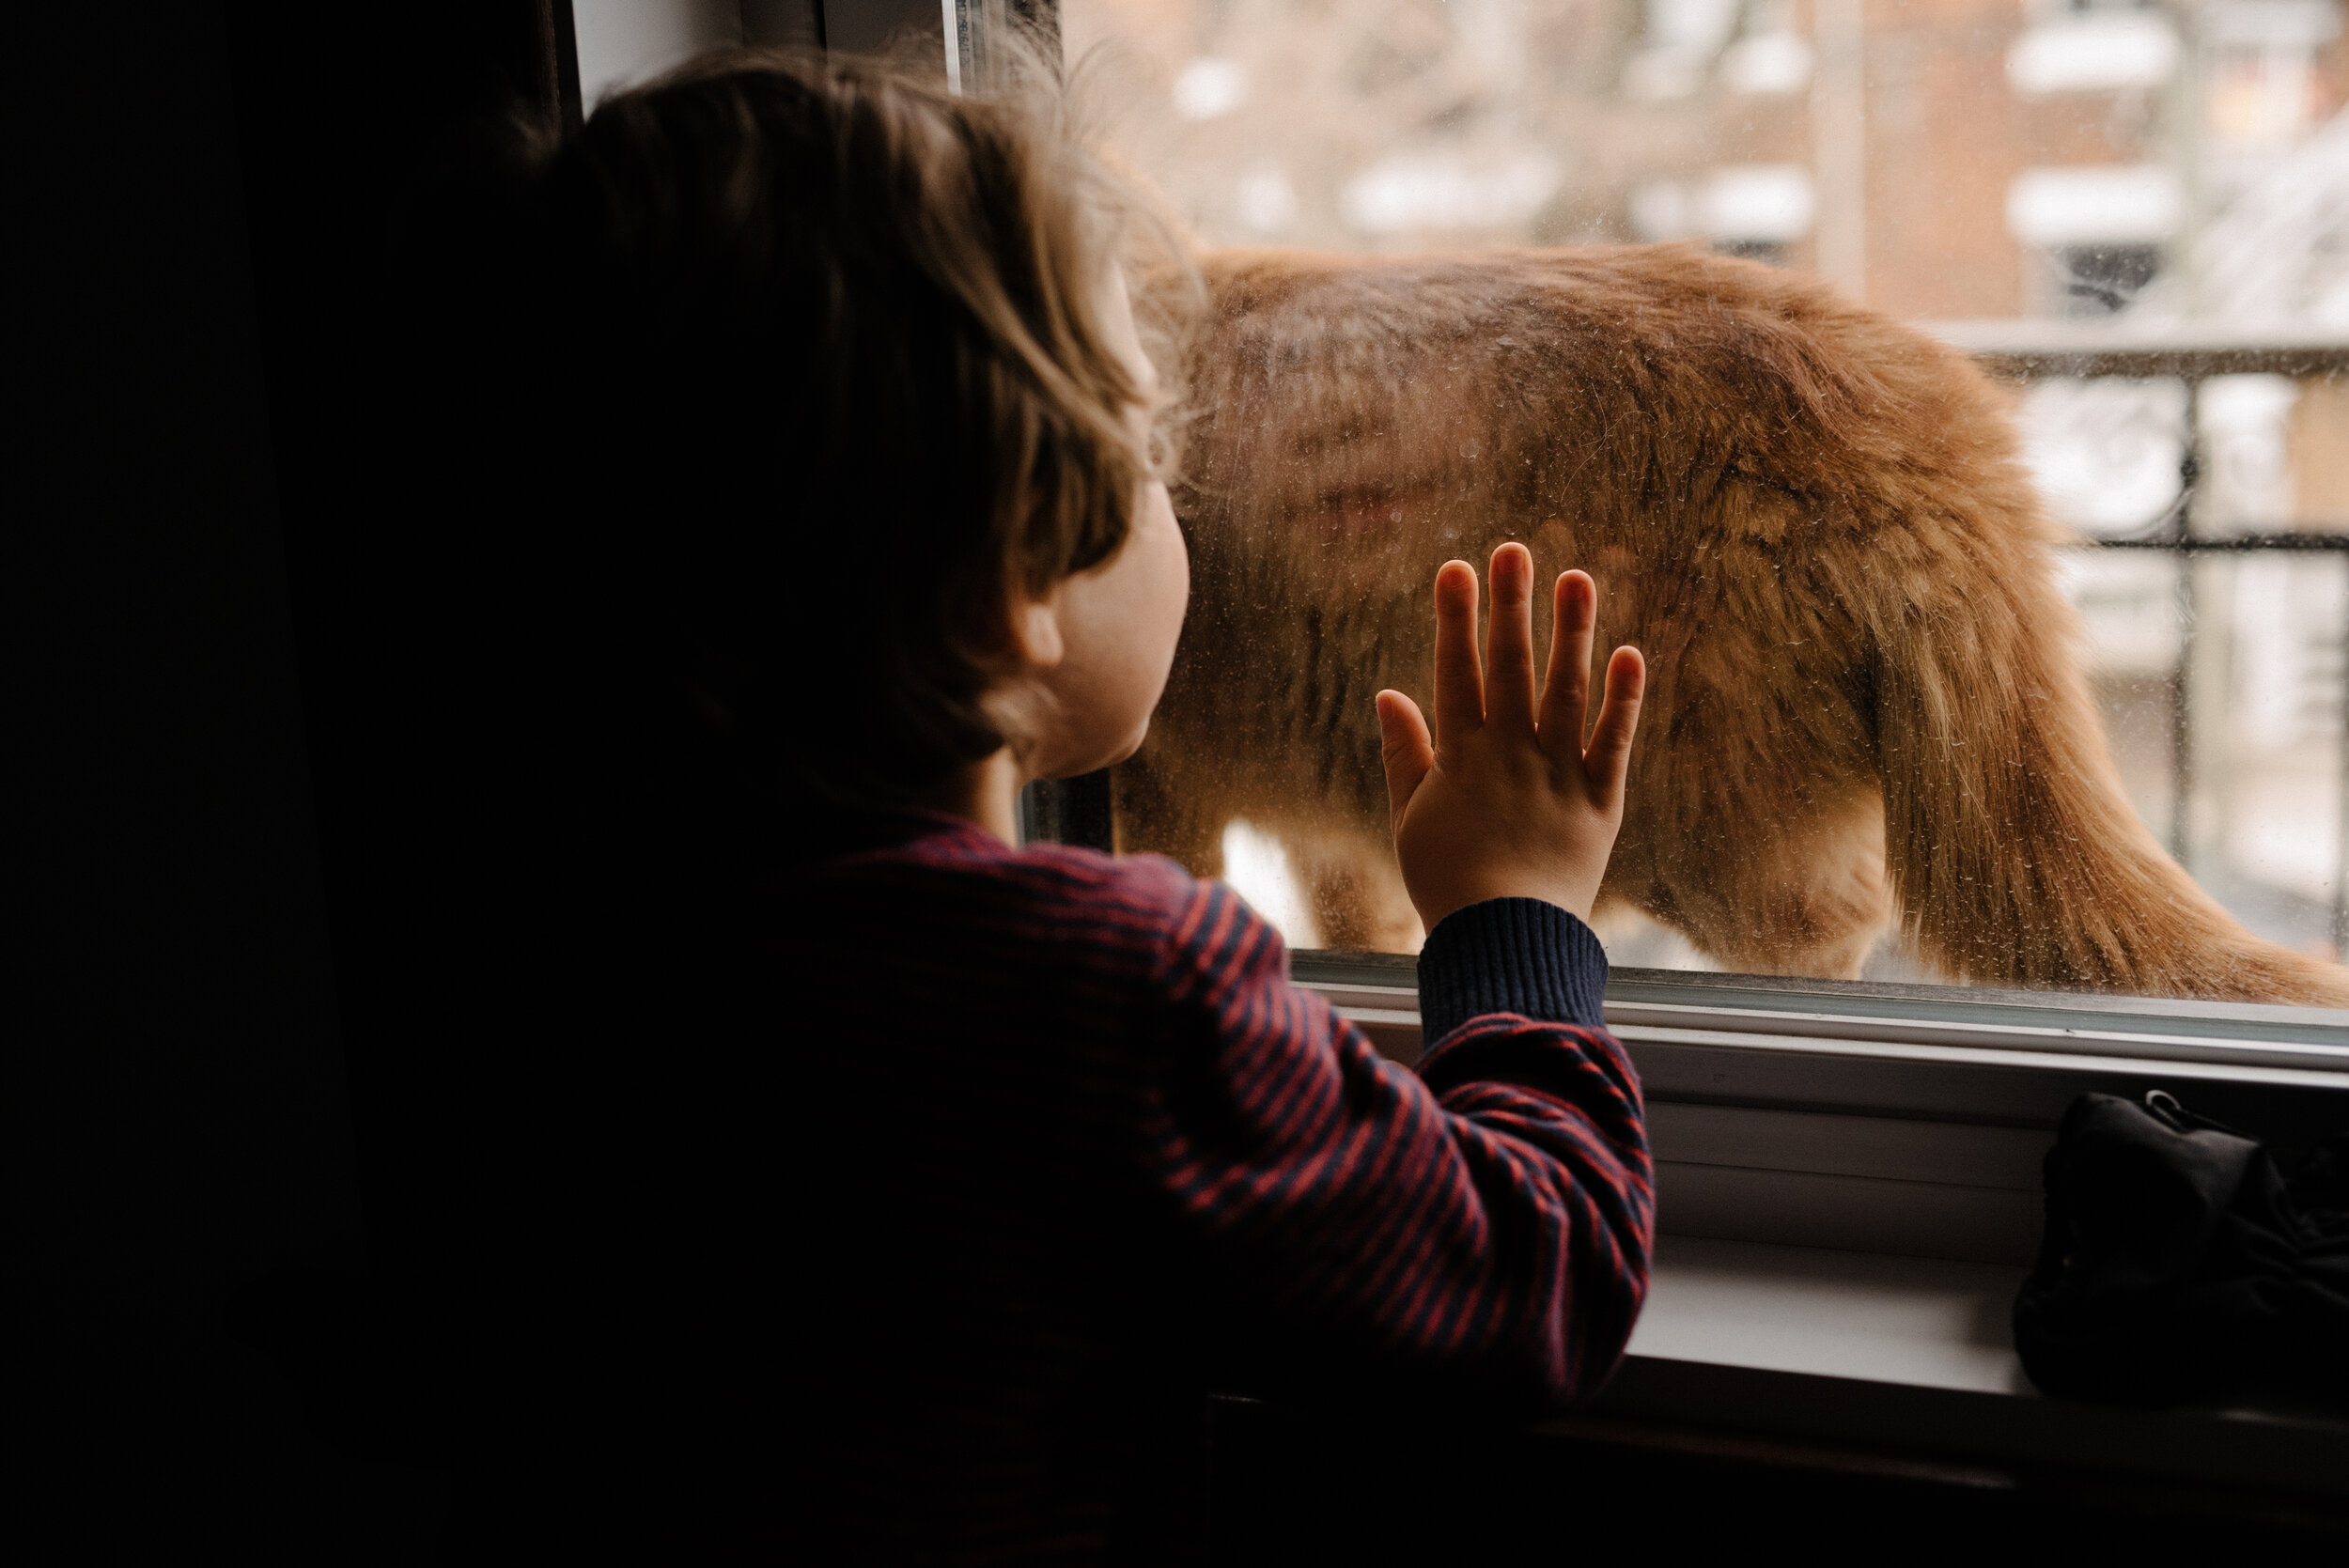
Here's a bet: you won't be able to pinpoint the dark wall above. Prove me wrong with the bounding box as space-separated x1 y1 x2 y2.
2 2 356 1302
2 0 371 1546
1 4 920 1550
1 3 560 1552
214 0 554 1314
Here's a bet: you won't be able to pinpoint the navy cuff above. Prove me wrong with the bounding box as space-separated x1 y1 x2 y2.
1416 898 1610 1038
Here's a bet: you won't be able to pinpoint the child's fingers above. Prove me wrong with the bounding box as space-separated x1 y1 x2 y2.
1430 560 1484 750
1375 689 1436 826
1537 569 1597 757
1581 645 1646 815
1483 543 1537 734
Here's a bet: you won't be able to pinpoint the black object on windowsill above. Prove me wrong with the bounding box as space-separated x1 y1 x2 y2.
2015 1089 2349 1407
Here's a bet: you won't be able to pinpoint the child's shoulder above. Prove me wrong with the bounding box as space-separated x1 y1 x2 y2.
795 814 1288 1017
801 812 1211 939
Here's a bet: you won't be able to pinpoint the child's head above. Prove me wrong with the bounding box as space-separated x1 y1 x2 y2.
525 45 1187 815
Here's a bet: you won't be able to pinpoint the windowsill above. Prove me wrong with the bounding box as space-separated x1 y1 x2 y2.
1286 954 2349 1498
1296 952 2349 1268
1587 1235 2349 1500
1626 1235 2026 1393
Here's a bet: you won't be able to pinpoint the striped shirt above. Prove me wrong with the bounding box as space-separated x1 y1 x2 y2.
788 812 1652 1563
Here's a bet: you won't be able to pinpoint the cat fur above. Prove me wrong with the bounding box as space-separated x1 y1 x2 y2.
1113 244 2349 1004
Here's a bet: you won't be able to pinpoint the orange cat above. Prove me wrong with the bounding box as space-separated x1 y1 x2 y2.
1115 244 2349 1004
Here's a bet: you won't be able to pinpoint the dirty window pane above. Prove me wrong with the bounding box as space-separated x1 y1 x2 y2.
1070 0 2349 1008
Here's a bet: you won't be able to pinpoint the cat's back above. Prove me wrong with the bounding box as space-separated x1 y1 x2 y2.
1200 244 1873 377
1190 245 2030 540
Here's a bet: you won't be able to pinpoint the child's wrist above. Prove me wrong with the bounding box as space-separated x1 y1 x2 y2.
1417 895 1611 1033
1415 877 1594 930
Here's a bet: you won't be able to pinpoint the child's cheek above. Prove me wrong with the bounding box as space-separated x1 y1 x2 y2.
1143 484 1190 691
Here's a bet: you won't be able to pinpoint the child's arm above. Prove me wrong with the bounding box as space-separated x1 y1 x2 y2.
1139 546 1651 1409
1143 877 1646 1412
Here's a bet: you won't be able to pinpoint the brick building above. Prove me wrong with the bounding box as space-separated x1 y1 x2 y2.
1065 0 2349 321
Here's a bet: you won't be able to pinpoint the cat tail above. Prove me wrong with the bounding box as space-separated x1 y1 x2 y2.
1866 536 2349 1006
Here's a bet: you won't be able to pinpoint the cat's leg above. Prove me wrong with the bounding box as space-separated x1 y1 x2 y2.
1637 787 1899 982
1110 746 1226 878
1290 823 1424 955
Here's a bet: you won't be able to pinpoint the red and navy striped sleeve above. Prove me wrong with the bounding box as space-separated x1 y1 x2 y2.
1128 863 1652 1411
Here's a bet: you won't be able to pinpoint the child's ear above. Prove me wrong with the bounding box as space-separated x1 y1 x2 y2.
1010 591 1066 670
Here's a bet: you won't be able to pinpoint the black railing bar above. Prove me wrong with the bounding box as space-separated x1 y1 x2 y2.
1936 326 2349 380
2339 566 2349 955
1933 319 2349 356
2087 534 2349 550
2170 380 2199 866
1973 348 2349 379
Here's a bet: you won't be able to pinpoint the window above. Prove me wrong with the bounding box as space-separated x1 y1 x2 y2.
1050 0 2349 1027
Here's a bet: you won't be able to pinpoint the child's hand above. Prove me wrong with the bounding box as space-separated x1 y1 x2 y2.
1375 544 1645 930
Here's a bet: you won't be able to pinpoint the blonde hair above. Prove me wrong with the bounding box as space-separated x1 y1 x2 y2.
527 42 1185 806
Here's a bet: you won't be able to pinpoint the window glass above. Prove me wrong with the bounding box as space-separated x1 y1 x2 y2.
572 0 752 104
1067 0 2349 1008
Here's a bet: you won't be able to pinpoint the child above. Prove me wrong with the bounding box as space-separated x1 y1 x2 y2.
498 43 1651 1563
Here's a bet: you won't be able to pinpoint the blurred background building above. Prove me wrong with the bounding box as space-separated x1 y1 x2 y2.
1067 0 2349 311
1066 0 2349 973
